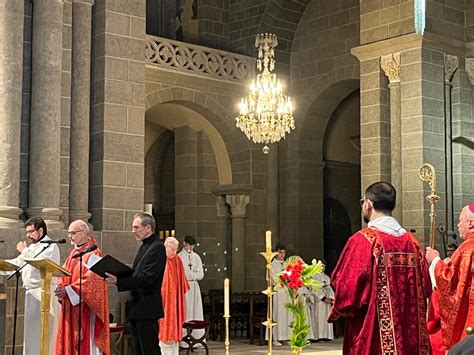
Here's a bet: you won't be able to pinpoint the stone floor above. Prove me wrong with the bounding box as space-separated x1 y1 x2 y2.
180 338 343 354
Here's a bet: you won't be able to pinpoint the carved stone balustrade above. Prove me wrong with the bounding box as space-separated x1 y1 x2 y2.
145 35 255 82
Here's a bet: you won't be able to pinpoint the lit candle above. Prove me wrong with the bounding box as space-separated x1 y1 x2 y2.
171 229 175 237
224 278 230 317
266 230 272 251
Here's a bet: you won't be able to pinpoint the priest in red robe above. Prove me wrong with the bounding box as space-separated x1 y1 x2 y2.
328 181 432 354
159 237 189 355
55 220 110 355
426 204 474 351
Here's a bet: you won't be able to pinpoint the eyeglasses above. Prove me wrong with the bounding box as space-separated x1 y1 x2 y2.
132 225 144 231
26 228 37 235
68 230 84 236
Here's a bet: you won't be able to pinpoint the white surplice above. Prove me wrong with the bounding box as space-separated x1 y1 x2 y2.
307 272 334 340
1 235 61 355
266 259 293 342
179 249 205 340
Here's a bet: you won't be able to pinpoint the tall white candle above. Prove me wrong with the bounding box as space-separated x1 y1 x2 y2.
266 230 272 250
224 278 230 317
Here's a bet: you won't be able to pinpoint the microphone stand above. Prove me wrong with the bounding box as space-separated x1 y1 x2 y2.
7 244 49 355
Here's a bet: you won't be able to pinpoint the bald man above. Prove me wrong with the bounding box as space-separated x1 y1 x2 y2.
426 204 474 352
54 220 110 354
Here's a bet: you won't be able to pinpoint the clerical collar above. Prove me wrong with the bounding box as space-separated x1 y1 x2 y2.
142 233 156 244
75 238 92 249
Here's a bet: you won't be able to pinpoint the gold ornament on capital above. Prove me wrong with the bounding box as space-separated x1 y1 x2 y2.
236 33 295 154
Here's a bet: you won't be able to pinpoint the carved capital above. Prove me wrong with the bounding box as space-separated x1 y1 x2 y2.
216 195 229 218
466 58 474 86
444 54 458 82
226 194 250 218
380 53 400 83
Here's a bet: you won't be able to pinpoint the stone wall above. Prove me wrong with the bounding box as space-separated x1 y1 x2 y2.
360 0 414 45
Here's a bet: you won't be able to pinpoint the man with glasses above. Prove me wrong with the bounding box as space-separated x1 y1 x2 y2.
105 212 166 355
0 217 60 354
328 181 432 354
55 219 110 354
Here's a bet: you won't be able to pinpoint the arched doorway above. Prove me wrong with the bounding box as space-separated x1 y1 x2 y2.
323 90 361 275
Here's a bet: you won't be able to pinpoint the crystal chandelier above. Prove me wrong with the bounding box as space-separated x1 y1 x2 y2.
236 33 295 154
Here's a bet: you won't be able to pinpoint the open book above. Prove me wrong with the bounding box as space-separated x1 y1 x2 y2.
88 255 134 278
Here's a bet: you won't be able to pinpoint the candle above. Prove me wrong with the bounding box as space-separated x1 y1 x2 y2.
159 231 164 240
266 230 272 250
171 230 175 237
165 230 169 238
224 278 230 317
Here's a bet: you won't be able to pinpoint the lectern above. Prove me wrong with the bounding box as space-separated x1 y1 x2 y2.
24 258 70 355
0 259 17 272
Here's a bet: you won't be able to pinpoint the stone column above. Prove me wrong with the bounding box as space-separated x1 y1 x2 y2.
226 194 249 292
0 1 24 227
215 195 229 284
266 146 279 241
443 54 458 233
381 53 402 222
69 0 94 224
28 0 64 229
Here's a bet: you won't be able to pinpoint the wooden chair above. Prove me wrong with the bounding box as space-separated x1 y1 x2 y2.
182 320 210 355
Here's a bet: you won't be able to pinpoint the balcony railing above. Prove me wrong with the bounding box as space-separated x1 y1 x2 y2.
145 35 254 82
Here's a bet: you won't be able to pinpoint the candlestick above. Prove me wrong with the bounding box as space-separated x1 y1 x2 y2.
260 237 278 355
223 278 230 354
265 230 272 251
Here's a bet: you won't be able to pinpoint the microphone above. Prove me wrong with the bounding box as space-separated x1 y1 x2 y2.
40 239 67 244
72 245 98 259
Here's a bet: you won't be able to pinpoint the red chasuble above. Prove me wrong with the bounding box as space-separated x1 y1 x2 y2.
427 289 444 355
56 239 110 355
159 255 190 341
328 228 432 355
435 234 474 351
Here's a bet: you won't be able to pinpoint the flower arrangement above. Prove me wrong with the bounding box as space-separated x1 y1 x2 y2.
275 256 324 354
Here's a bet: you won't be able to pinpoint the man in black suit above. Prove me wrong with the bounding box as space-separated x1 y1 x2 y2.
106 212 166 354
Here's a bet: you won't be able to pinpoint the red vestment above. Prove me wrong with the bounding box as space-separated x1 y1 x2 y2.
434 234 474 351
328 228 432 355
159 255 189 341
56 239 110 355
427 289 444 355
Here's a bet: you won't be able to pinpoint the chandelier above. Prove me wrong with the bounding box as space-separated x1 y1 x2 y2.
236 33 295 154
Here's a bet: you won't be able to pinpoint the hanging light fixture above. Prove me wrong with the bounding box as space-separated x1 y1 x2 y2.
236 33 295 154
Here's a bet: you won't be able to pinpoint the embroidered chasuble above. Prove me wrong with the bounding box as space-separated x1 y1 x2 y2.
159 255 190 341
434 235 474 351
329 228 432 355
56 239 110 355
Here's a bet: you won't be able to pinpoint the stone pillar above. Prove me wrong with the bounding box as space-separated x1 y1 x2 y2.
381 53 402 222
0 0 24 227
69 0 94 224
215 195 229 284
28 0 64 229
443 54 458 233
226 194 249 292
355 56 391 189
266 146 279 241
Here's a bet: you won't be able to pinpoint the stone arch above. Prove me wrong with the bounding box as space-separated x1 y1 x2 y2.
298 72 360 152
145 87 253 185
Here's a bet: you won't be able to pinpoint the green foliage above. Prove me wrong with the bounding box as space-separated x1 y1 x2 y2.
275 257 325 351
